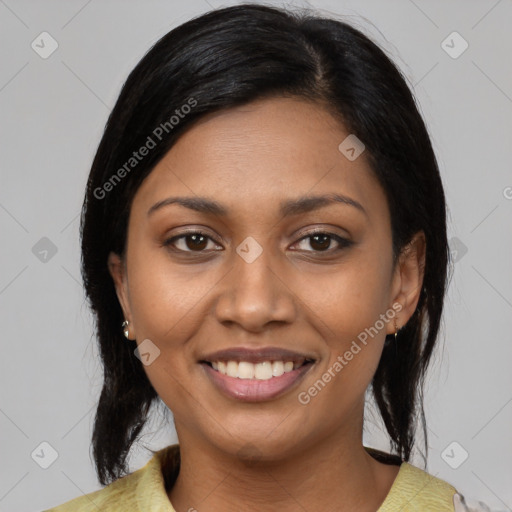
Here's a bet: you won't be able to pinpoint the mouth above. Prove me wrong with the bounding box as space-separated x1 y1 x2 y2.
202 358 312 378
199 347 316 402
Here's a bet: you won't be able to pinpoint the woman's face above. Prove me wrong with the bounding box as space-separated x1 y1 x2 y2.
109 97 424 461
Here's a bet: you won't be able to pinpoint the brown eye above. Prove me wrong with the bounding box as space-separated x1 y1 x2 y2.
184 234 208 251
163 231 221 253
294 232 352 253
309 234 331 251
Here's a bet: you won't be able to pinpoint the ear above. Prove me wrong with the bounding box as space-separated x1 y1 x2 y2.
387 231 426 334
108 251 135 339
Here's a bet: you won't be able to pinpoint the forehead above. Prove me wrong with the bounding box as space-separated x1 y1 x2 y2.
132 97 388 223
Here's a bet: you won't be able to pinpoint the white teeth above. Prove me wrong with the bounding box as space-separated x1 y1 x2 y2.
254 361 273 380
238 361 255 379
226 361 239 378
211 360 300 380
272 361 284 377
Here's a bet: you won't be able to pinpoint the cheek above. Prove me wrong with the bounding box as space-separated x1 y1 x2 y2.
126 243 216 343
124 247 208 398
296 253 392 394
300 253 392 345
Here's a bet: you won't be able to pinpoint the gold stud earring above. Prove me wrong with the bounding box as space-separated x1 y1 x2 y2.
122 320 130 339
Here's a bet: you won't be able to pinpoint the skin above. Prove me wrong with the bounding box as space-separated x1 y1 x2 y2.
109 96 426 512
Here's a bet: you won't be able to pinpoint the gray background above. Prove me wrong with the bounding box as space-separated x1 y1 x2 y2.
1 0 511 511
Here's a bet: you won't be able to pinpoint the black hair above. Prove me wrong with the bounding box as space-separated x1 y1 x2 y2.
80 3 450 485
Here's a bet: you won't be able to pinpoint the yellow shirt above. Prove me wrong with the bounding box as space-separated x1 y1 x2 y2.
44 444 460 511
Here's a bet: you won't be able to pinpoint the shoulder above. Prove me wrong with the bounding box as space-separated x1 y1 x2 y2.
43 446 177 512
42 472 140 512
378 461 459 511
42 466 148 512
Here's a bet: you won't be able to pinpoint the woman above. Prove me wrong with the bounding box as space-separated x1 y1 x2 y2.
45 4 490 511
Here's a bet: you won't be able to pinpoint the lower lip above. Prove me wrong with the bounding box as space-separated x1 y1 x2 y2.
201 362 314 402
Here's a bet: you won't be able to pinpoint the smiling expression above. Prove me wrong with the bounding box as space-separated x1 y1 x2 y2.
108 96 423 459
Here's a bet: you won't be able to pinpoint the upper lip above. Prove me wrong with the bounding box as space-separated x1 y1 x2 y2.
200 347 316 364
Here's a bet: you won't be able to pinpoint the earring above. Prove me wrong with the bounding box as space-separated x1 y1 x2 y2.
394 318 399 342
122 320 130 339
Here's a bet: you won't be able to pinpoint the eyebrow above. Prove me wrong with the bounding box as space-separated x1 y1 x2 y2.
147 193 367 218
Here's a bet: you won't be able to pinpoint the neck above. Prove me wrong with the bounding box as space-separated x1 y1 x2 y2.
167 425 400 511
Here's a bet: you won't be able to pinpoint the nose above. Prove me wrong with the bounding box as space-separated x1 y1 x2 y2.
213 244 297 332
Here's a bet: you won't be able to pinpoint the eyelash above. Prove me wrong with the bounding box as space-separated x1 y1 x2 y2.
162 229 352 255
